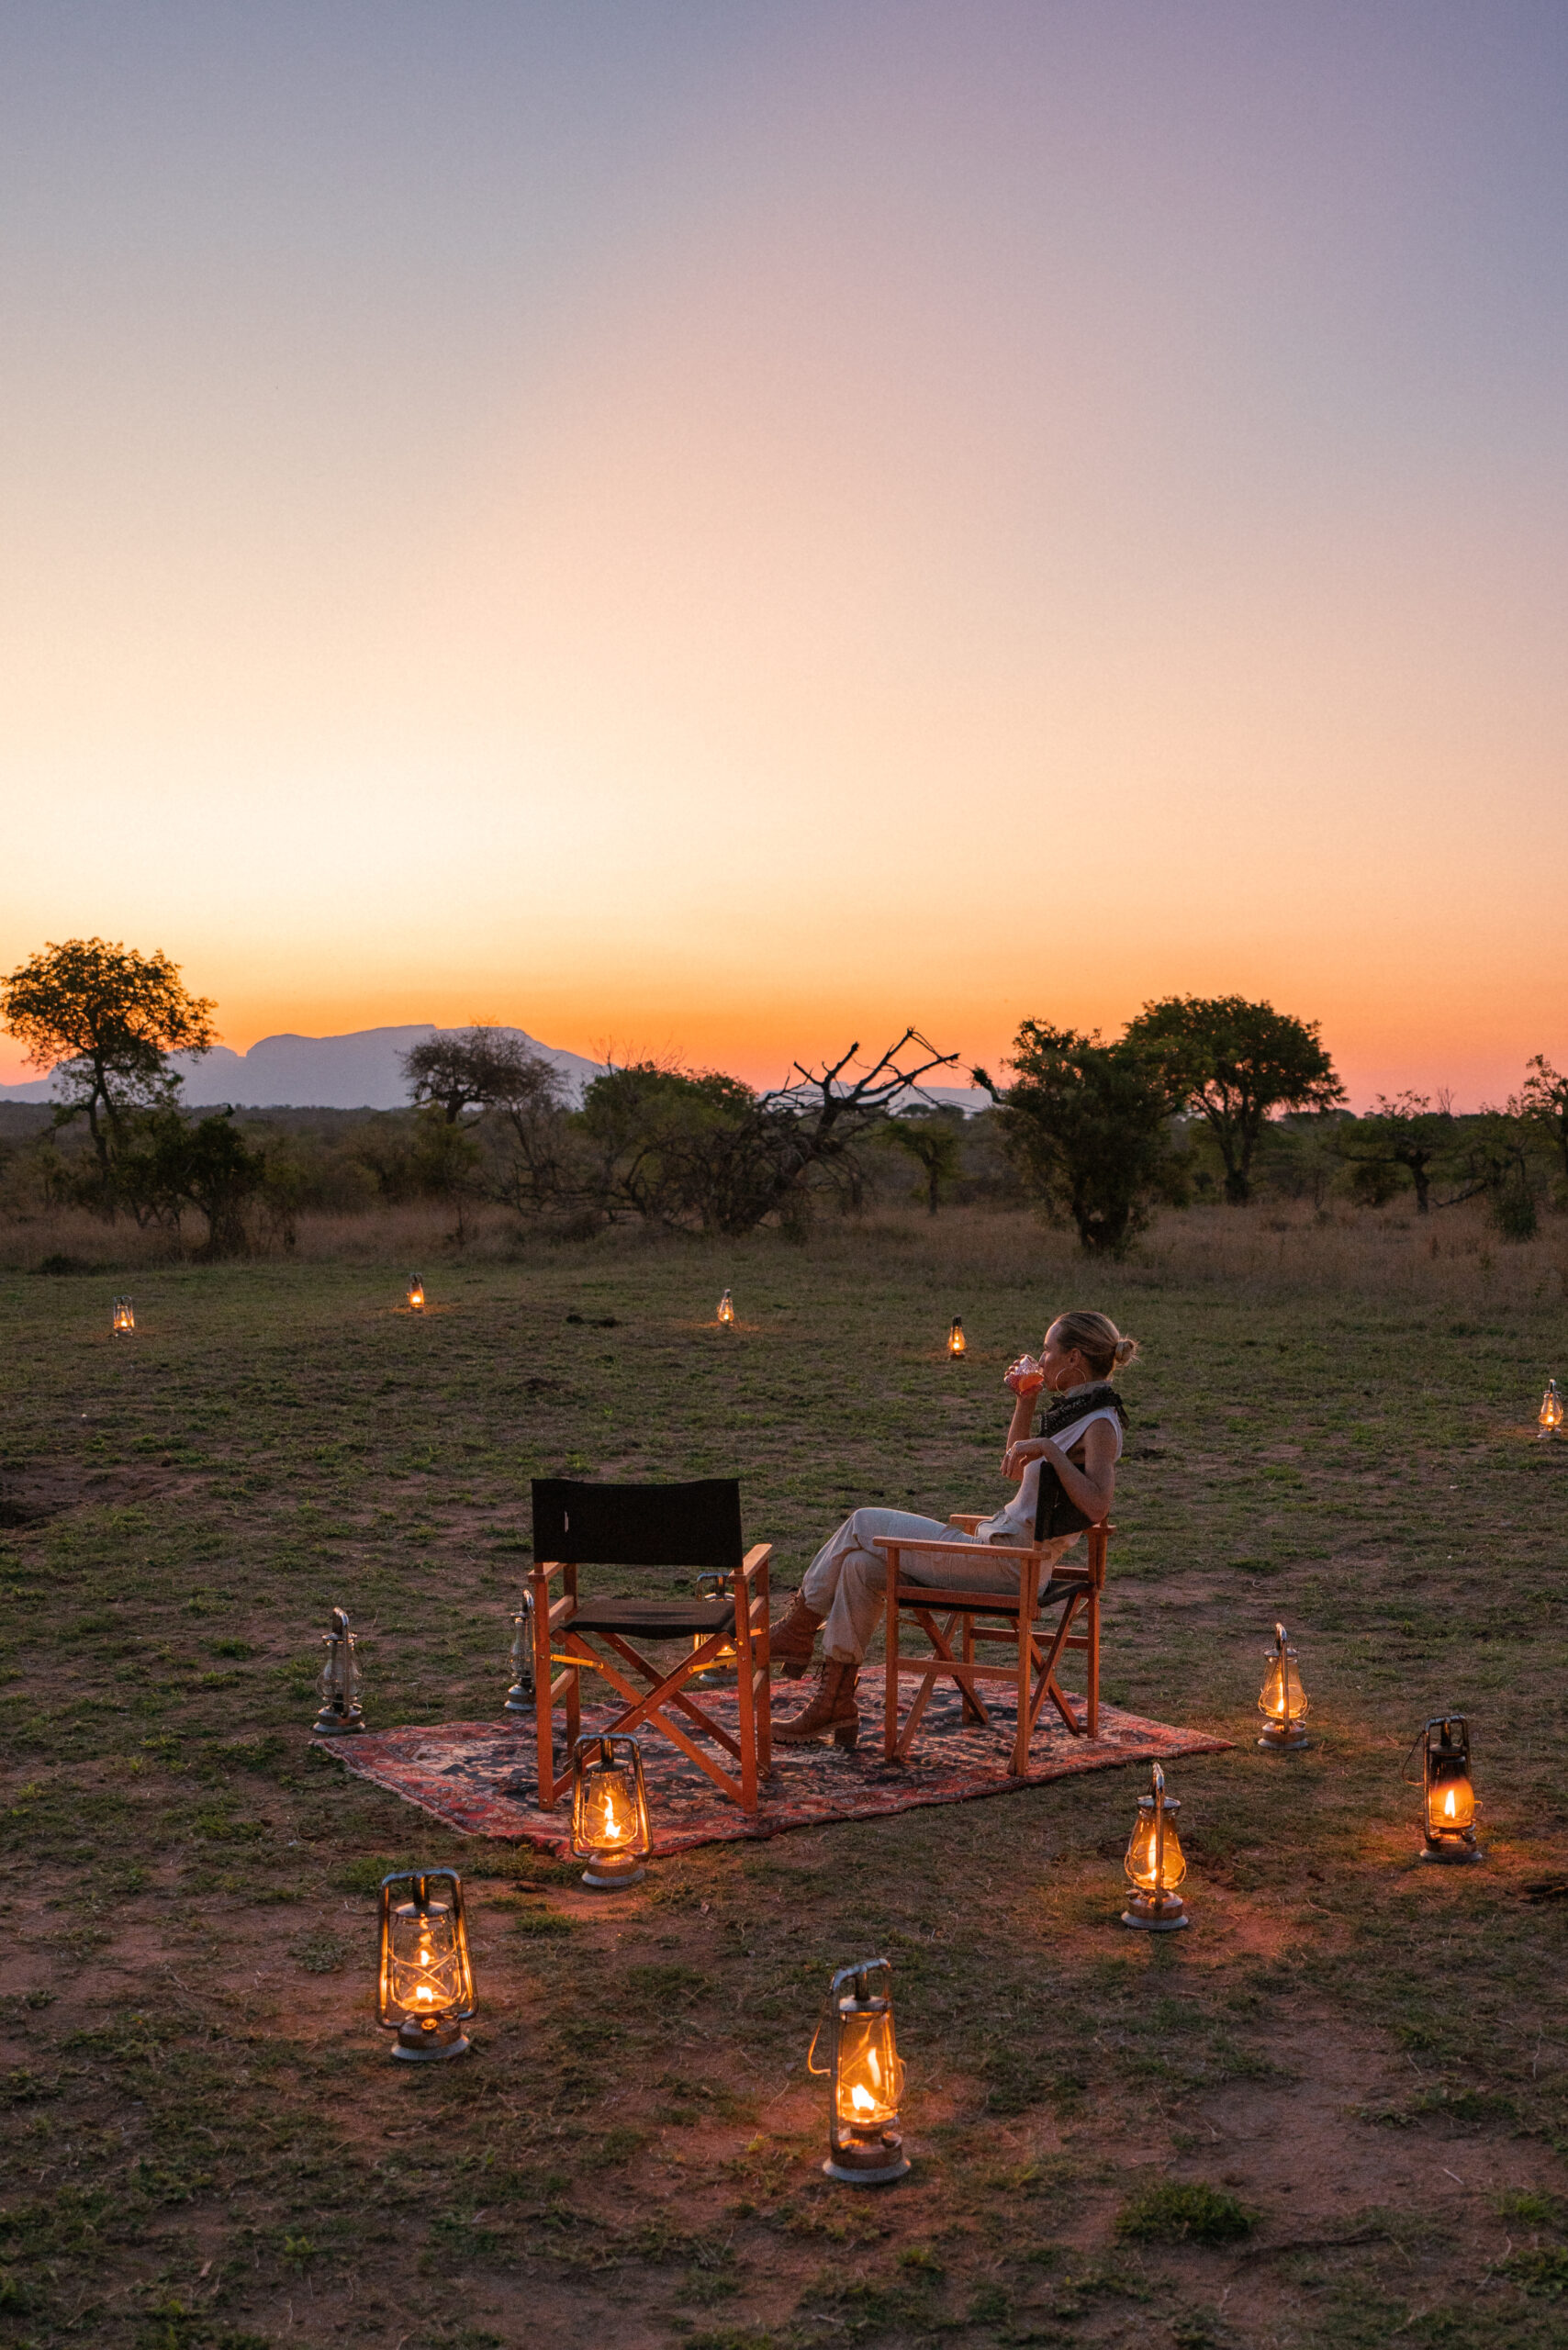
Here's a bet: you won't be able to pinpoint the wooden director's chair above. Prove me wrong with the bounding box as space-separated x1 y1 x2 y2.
529 1479 772 1812
872 1515 1112 1776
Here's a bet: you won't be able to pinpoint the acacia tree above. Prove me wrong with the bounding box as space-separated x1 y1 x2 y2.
115 1106 267 1258
1519 1056 1568 1190
400 1026 566 1212
974 1022 1172 1255
402 1025 554 1123
1125 994 1344 1204
570 1033 961 1236
0 937 217 1175
877 1107 967 1216
1339 1091 1456 1214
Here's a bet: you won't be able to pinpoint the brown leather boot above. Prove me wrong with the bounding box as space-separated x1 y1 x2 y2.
773 1657 859 1751
767 1592 824 1680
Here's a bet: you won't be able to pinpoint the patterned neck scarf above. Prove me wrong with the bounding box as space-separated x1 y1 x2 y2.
1040 1381 1127 1439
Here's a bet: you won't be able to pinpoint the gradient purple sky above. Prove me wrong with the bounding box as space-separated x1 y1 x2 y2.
3 3 1564 1102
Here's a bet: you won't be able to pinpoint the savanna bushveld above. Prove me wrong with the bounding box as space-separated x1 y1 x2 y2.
2 940 1568 2350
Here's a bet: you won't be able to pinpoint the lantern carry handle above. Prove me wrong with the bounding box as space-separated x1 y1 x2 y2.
809 1956 892 2075
1401 1715 1467 1786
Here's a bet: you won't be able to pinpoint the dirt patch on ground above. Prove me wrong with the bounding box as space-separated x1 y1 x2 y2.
0 1460 191 1527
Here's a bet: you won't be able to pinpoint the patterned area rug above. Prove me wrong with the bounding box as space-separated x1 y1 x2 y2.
324 1681 1230 1854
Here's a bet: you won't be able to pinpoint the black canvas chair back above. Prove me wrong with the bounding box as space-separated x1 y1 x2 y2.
531 1479 743 1570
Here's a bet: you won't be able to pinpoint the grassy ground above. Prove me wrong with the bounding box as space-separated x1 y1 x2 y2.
2 1204 1567 2350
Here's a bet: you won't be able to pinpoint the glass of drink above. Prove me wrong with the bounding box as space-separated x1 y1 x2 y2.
1004 1353 1045 1396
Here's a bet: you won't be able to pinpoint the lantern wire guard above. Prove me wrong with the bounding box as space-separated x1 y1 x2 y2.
312 1606 365 1736
1257 1621 1310 1751
1121 1762 1190 1930
1540 1379 1563 1438
808 1957 911 2186
376 1869 476 2061
1404 1715 1484 1863
570 1733 653 1888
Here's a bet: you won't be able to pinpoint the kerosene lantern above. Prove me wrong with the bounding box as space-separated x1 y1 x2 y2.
503 1594 533 1715
376 1869 476 2061
112 1297 135 1333
1410 1715 1484 1863
1257 1622 1310 1751
690 1571 737 1673
807 1957 911 2185
1540 1379 1563 1438
570 1735 653 1888
312 1606 364 1735
407 1274 426 1312
716 1288 734 1326
947 1317 967 1359
1121 1762 1190 1930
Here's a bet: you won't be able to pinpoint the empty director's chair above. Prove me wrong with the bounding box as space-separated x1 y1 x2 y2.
529 1479 772 1812
873 1514 1112 1776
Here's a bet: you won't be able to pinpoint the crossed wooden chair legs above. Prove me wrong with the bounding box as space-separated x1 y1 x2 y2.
875 1525 1108 1777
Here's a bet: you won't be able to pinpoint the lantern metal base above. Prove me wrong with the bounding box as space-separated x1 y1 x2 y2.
1420 1836 1484 1865
580 1852 646 1891
1121 1892 1190 1932
311 1708 365 1737
823 2129 909 2186
1258 1723 1309 1751
502 1686 532 1716
388 2020 470 2063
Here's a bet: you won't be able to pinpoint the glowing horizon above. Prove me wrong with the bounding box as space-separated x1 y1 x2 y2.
2 4 1564 1114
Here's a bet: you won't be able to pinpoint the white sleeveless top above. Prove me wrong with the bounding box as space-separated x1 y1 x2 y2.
973 1393 1124 1548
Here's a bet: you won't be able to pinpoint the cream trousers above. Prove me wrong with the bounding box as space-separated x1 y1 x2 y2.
800 1507 1014 1665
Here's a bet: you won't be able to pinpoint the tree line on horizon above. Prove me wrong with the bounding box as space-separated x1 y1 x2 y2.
2 935 1565 1258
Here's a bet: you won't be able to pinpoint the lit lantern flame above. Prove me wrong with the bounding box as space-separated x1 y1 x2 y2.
1540 1379 1563 1437
835 2011 903 2131
376 1870 476 2061
717 1289 734 1325
571 1734 653 1888
808 1958 910 2183
407 1275 425 1312
948 1317 966 1358
1257 1622 1309 1749
112 1297 134 1333
1121 1763 1191 1930
1409 1715 1483 1862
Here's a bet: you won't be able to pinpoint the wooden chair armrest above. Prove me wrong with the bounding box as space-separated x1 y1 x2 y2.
872 1535 1053 1564
947 1513 986 1535
530 1559 570 1581
736 1543 772 1583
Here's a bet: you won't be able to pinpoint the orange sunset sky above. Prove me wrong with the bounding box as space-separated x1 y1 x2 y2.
3 3 1565 1107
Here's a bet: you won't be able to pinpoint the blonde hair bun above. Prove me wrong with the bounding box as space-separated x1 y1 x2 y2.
1051 1310 1139 1379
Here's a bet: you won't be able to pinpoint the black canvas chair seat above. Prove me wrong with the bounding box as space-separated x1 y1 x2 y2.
530 1478 772 1814
568 1595 734 1638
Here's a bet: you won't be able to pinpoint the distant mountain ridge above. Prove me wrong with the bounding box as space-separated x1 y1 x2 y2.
0 1024 607 1112
0 1024 991 1116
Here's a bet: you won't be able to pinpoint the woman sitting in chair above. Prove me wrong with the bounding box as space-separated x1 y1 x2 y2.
770 1310 1137 1751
